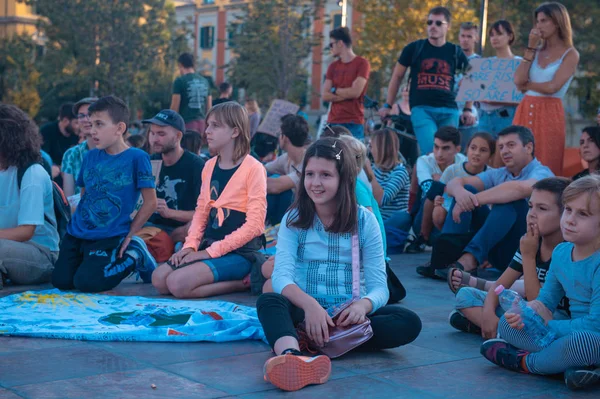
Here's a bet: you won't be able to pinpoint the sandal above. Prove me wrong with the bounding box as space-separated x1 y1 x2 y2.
446 263 487 295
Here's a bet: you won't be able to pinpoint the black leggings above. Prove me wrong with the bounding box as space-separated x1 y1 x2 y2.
256 293 422 351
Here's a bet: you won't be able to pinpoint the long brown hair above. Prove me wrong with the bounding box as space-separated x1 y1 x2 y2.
535 2 573 48
205 102 250 163
287 137 358 233
371 128 400 171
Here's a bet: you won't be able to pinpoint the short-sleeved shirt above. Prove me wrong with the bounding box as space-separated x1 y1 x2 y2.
204 163 245 241
326 56 370 124
61 141 91 195
148 151 205 228
440 162 490 210
40 121 79 166
212 98 232 106
509 248 570 314
416 152 467 185
173 73 210 123
0 165 60 252
477 158 553 190
264 152 303 188
68 148 155 240
398 40 469 109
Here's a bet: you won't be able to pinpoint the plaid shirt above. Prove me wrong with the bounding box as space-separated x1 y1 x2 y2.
61 141 89 195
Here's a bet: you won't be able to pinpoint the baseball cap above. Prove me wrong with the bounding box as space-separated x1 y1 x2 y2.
142 109 185 133
73 97 98 115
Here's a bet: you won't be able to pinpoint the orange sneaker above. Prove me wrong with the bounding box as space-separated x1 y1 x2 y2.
263 354 331 391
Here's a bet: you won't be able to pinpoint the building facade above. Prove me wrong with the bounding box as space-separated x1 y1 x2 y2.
0 0 38 38
175 0 362 111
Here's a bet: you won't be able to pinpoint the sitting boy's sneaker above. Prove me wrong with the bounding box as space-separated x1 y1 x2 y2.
480 339 529 373
126 236 157 283
449 310 481 335
565 367 600 390
263 353 331 391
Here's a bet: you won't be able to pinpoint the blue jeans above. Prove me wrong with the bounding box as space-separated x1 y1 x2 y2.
383 211 412 253
478 106 517 138
266 190 294 226
330 123 364 140
459 124 479 152
410 106 460 154
443 185 528 270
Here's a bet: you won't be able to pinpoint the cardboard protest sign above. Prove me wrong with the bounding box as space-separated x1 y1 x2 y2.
457 57 524 104
257 99 300 137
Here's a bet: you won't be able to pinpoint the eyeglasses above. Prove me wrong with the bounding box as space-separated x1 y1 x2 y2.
77 113 91 120
328 40 338 49
427 20 447 27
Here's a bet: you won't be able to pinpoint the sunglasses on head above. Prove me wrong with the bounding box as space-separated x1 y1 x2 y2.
427 20 447 27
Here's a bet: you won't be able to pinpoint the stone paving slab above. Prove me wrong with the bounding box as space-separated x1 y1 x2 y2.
0 252 593 398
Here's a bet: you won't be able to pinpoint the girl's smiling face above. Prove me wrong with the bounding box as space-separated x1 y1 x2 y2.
304 156 340 209
467 137 492 169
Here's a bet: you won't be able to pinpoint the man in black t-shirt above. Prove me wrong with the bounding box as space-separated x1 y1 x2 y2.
212 82 233 106
40 102 80 180
379 6 476 155
143 110 205 242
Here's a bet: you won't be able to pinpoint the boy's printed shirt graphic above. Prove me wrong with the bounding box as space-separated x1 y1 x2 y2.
68 148 155 240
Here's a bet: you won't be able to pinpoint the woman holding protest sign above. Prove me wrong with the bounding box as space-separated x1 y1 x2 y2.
513 2 579 176
478 20 521 167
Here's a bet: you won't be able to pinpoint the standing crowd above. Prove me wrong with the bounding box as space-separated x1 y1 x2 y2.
1 1 600 393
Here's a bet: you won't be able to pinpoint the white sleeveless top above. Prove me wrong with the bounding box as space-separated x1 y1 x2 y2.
526 48 574 98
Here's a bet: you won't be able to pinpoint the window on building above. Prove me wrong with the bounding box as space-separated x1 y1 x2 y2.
333 14 342 29
228 23 243 48
200 26 214 49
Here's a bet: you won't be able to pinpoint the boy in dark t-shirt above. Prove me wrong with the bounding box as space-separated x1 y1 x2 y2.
379 6 476 154
448 177 571 337
52 96 158 293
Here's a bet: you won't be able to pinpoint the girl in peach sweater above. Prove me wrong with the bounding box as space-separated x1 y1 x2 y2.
152 102 267 298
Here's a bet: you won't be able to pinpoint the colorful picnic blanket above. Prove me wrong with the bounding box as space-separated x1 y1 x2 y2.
0 289 266 343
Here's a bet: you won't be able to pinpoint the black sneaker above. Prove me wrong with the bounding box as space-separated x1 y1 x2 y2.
405 235 426 254
448 310 481 334
480 339 529 374
565 367 600 390
416 262 436 278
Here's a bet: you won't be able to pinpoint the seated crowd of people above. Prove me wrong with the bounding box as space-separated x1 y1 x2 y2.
1 92 600 392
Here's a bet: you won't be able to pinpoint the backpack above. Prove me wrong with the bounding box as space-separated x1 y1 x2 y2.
17 162 71 243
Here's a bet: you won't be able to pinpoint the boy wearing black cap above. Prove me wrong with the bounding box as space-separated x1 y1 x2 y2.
144 110 205 243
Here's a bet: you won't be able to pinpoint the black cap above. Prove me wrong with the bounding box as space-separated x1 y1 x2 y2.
73 97 99 115
142 109 185 133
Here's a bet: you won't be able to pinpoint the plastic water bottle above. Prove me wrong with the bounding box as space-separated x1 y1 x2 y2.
495 285 556 348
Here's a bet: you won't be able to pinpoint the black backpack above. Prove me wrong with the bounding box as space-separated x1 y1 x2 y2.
17 162 71 243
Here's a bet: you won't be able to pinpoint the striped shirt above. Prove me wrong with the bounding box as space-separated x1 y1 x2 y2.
373 163 410 220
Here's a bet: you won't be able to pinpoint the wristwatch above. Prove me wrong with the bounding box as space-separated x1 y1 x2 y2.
463 107 472 113
330 87 337 94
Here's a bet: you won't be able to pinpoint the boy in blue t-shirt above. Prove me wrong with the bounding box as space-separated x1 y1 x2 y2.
52 96 158 292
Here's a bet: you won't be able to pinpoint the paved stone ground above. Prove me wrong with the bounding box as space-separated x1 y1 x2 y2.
0 252 596 398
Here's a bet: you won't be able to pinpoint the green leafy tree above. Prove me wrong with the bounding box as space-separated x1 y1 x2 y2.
0 34 42 116
227 0 324 107
22 0 191 120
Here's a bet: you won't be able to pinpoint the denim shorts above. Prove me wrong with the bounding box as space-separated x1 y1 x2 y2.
203 253 252 282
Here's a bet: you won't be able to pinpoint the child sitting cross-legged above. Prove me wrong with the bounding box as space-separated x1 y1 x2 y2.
449 177 571 338
481 175 600 391
151 102 267 298
257 138 422 392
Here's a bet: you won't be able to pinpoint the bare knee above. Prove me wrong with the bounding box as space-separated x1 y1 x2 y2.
262 256 275 279
152 264 173 295
262 278 273 293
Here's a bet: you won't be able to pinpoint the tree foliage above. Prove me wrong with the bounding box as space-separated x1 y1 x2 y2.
17 0 191 120
227 0 324 107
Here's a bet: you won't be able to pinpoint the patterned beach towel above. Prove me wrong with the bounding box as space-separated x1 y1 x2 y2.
0 289 266 343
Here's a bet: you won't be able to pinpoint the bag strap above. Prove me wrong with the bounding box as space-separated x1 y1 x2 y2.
351 231 360 299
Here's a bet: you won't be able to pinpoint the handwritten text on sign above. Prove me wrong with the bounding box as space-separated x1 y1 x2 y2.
456 57 524 104
257 99 300 137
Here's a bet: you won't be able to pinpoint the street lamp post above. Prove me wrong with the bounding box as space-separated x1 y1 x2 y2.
339 0 348 27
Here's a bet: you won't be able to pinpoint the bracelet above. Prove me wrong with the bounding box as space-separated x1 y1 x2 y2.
463 107 472 113
522 58 533 63
526 46 537 52
383 103 392 109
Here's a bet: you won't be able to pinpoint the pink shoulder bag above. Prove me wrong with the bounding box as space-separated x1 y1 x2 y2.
298 232 374 358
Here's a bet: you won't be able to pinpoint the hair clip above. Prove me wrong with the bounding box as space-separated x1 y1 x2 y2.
326 124 336 136
332 140 337 149
335 149 343 160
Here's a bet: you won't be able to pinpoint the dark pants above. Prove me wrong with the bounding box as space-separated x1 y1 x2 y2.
442 185 528 270
266 189 294 226
256 293 422 352
52 233 136 292
412 180 446 240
